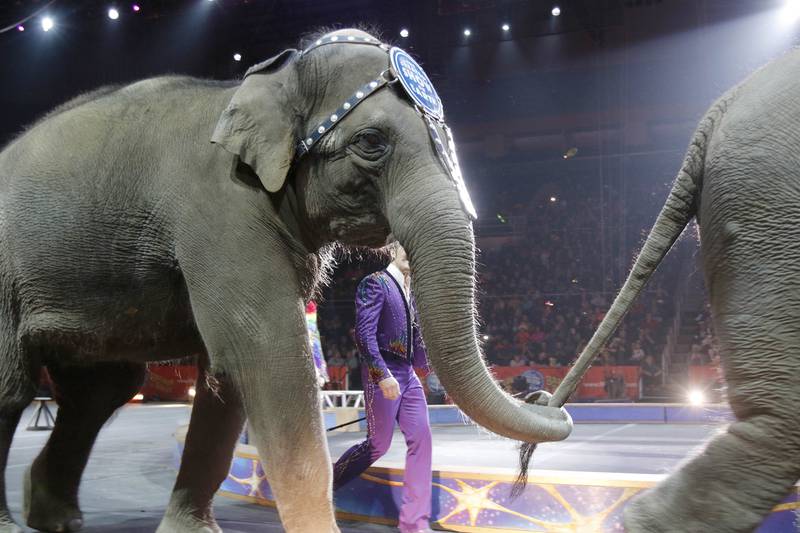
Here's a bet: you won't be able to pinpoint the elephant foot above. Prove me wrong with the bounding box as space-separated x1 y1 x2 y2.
0 516 23 533
23 465 83 533
156 511 222 533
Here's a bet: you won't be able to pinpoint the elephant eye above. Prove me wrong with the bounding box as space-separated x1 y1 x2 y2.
349 129 389 161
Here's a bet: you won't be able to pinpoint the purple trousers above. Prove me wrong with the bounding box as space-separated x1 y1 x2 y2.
333 357 432 533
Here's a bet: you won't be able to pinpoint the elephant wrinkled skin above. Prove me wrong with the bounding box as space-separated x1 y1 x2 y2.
0 29 570 533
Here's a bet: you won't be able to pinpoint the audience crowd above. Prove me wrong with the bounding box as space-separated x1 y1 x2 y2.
315 176 681 385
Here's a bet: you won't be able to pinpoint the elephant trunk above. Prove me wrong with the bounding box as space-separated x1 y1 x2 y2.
389 182 572 444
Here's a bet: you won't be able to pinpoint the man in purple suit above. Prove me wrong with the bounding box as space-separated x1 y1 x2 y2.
333 244 433 533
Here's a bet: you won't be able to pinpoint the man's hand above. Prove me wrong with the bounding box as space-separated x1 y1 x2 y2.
378 376 401 400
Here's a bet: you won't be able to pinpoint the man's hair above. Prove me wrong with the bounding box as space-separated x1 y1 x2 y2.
387 241 401 260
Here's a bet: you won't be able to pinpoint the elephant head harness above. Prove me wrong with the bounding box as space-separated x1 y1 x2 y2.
263 32 477 220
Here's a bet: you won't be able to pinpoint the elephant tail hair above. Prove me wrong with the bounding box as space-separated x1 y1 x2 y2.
546 100 726 408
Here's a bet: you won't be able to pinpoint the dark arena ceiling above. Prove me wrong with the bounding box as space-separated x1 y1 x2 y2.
0 0 796 165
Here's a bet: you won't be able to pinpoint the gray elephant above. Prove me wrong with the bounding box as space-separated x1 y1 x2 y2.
537 49 800 531
0 28 571 533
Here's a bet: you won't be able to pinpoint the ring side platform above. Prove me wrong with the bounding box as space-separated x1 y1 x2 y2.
173 403 799 532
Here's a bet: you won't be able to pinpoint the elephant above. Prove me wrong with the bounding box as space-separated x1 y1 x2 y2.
0 28 572 533
537 48 800 531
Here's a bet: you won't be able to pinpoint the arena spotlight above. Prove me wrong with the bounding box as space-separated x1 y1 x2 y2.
17 25 24 32
688 389 706 406
41 16 54 32
233 53 242 61
132 4 141 12
108 8 120 20
482 334 490 341
780 0 800 24
463 28 472 37
400 28 409 38
552 6 561 16
501 23 510 31
549 196 557 203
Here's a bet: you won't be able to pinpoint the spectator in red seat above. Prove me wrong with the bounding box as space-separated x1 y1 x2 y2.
509 354 528 367
689 343 706 366
328 350 346 368
630 341 646 364
640 354 663 396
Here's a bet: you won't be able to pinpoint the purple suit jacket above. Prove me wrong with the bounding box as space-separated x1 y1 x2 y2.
354 270 428 384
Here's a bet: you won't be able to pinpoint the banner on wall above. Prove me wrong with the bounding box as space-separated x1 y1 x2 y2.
491 365 641 401
137 364 643 402
140 365 198 401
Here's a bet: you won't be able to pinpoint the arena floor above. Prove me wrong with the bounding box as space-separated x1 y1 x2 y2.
5 403 723 532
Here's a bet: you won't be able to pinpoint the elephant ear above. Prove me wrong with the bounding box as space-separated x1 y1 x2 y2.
211 49 300 193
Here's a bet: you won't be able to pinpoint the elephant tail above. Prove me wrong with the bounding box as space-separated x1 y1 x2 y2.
546 100 728 408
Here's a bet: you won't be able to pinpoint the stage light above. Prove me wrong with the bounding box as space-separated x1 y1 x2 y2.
780 0 800 24
17 25 24 32
108 8 120 20
463 28 471 37
400 28 409 38
545 300 555 307
688 389 705 406
132 4 141 12
41 16 54 32
549 196 557 203
501 23 510 31
552 6 561 16
482 334 490 341
233 53 242 61
188 386 197 398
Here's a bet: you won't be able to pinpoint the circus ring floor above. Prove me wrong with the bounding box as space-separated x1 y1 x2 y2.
4 402 796 532
204 404 798 532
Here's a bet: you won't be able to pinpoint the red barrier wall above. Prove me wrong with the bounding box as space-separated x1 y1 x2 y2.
140 365 198 401
138 364 642 402
688 365 724 386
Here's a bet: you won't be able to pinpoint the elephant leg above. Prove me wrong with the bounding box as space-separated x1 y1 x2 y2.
234 323 339 533
157 360 245 533
625 294 800 530
24 361 145 533
0 327 37 533
186 291 339 533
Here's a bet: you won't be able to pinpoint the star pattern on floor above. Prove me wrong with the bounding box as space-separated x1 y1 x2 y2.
228 459 267 498
433 478 639 531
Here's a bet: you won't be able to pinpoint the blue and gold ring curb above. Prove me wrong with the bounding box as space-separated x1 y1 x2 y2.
173 405 799 532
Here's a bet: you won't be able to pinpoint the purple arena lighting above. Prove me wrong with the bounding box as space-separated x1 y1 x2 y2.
17 25 24 31
132 4 140 12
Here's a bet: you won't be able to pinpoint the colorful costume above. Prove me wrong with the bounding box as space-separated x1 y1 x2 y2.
305 301 328 385
332 265 431 533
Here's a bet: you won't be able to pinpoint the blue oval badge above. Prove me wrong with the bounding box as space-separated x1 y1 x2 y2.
521 369 545 392
390 47 444 120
